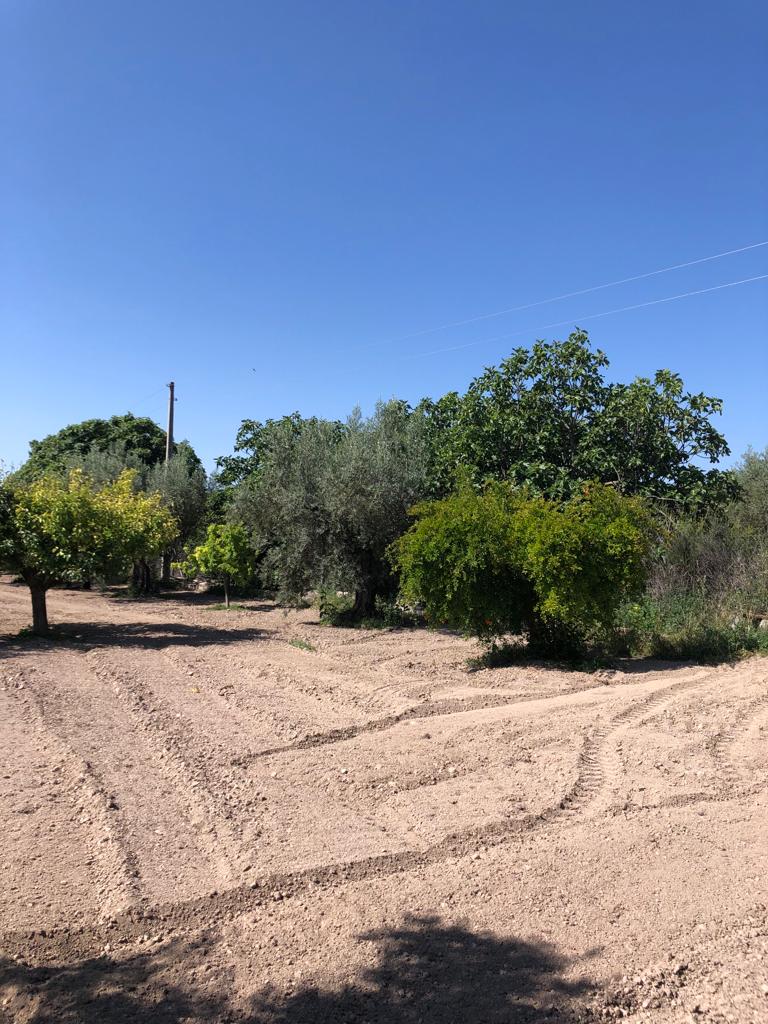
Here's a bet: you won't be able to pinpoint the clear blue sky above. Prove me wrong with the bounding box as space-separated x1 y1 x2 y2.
2 1 766 472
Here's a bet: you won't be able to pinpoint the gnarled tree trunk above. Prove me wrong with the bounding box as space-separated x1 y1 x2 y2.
351 582 375 620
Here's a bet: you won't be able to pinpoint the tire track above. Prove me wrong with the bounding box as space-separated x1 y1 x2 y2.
558 667 724 817
709 678 768 792
1 667 723 960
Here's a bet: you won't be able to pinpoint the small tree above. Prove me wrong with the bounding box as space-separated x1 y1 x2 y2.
175 523 254 608
0 470 178 634
391 482 654 653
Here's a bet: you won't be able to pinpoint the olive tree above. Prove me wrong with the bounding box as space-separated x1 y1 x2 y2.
233 401 430 618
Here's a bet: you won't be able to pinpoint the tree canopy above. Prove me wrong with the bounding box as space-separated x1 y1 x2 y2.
232 401 429 615
420 331 735 510
16 414 173 481
0 469 178 633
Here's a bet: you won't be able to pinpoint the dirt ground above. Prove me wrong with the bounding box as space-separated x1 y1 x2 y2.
0 579 766 1024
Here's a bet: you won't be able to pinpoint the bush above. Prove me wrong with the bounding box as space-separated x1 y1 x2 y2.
391 482 654 654
318 590 356 626
623 448 768 661
618 594 768 660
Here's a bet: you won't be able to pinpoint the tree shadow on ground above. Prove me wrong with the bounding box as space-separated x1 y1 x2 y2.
104 587 279 615
0 619 271 657
0 916 596 1023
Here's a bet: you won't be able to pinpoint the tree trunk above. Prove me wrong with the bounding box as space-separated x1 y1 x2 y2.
131 559 153 595
351 581 375 620
224 576 231 609
161 549 172 586
30 584 49 635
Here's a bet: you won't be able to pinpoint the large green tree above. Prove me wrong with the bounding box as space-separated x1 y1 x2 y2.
0 470 178 633
15 414 172 481
420 331 736 510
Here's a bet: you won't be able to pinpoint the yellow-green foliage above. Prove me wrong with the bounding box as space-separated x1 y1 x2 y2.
3 469 178 588
175 524 254 606
391 482 654 650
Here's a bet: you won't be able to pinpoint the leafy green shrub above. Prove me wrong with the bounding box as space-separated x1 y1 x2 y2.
318 590 356 626
391 482 654 654
174 523 255 609
618 594 768 660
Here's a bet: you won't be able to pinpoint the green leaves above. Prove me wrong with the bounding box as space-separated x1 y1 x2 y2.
391 482 655 651
17 414 170 482
176 524 255 587
0 469 179 588
231 401 429 613
420 330 734 512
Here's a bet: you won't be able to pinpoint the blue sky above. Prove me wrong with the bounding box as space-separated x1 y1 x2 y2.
2 1 766 472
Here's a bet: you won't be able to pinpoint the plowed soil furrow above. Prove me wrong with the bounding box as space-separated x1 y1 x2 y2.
21 652 237 905
2 584 766 1024
0 677 137 927
1 664 725 955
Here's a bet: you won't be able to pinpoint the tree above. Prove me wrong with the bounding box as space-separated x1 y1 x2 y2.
0 470 178 634
215 412 314 487
419 331 736 511
732 447 768 542
232 401 430 618
54 434 207 591
175 523 255 608
391 481 654 653
15 414 170 482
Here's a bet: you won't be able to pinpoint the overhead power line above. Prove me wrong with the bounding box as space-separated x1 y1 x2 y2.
385 240 768 346
407 273 768 359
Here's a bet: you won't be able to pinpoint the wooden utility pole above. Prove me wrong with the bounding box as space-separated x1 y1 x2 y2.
165 381 175 462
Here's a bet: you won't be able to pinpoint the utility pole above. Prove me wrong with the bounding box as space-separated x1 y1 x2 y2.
165 381 175 462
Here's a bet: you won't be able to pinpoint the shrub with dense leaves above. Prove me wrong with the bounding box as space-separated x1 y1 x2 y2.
391 482 654 652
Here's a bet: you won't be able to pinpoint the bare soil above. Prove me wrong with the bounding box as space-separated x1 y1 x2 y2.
1 579 766 1023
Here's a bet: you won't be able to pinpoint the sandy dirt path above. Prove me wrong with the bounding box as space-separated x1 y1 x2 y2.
0 580 766 1023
